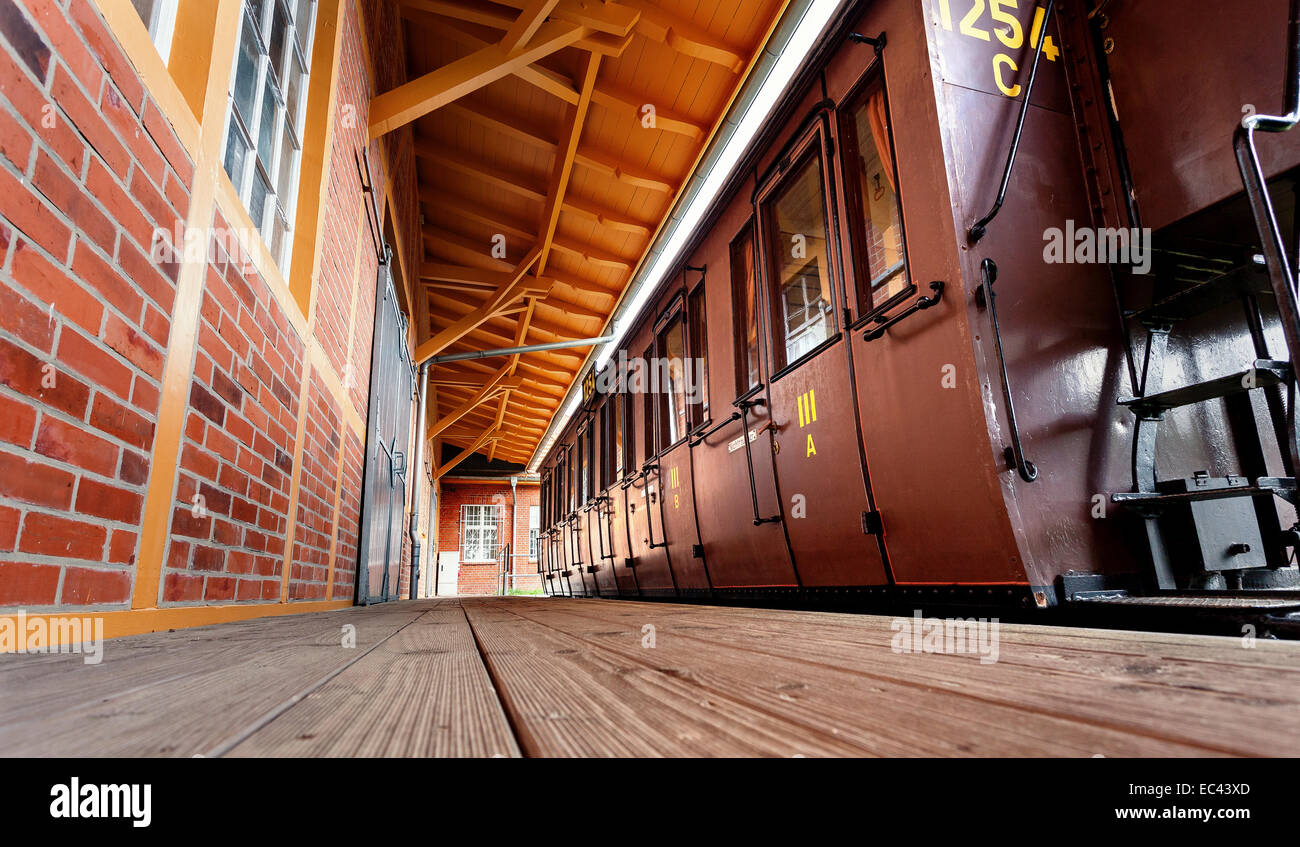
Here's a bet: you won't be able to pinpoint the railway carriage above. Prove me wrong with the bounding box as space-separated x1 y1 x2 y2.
537 0 1300 626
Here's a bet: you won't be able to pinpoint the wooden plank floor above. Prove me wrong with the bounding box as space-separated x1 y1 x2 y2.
3 596 1299 757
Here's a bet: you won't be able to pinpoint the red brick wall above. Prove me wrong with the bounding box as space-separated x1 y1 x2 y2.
161 212 303 605
434 480 542 596
0 0 192 607
0 0 419 616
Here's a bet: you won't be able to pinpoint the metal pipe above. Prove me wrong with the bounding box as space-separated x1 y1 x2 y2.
509 475 518 595
408 362 429 599
426 336 613 364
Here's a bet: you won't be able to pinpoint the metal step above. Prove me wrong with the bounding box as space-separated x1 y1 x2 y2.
1119 359 1291 417
1112 476 1295 509
1127 259 1271 325
1073 594 1300 610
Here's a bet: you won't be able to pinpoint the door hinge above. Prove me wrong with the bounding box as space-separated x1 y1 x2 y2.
862 509 883 535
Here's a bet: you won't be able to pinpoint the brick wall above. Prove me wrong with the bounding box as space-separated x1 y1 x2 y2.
0 0 191 607
0 0 420 618
434 479 542 596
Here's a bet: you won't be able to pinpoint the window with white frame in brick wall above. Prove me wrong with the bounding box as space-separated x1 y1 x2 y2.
220 0 316 276
461 503 502 563
528 504 539 560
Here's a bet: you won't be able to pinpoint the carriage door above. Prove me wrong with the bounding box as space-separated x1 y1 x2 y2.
356 251 416 604
757 119 889 586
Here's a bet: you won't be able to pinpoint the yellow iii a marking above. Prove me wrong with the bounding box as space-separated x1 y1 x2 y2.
797 389 817 428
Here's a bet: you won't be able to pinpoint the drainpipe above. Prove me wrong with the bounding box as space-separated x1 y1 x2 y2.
509 475 519 594
409 362 430 600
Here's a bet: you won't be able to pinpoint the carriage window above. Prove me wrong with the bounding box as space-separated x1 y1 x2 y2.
641 344 656 462
584 424 595 502
730 227 760 395
656 313 688 447
843 78 909 312
566 446 575 513
763 150 835 372
687 284 709 427
621 390 634 475
599 402 611 490
579 425 591 504
613 392 624 479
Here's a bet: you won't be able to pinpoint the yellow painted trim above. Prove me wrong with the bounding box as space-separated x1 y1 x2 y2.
291 0 346 318
167 0 221 122
90 0 201 157
131 0 243 609
0 600 353 648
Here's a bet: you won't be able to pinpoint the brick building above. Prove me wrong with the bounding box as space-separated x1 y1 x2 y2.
430 469 541 597
0 0 425 634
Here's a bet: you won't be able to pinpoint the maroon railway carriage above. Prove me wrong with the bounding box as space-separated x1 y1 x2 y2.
537 0 1300 619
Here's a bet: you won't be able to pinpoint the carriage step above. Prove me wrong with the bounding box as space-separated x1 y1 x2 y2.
1112 476 1296 509
1073 593 1300 610
1119 360 1291 417
1126 258 1270 325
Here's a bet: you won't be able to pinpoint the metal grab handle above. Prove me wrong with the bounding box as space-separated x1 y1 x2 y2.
968 0 1057 244
735 397 783 526
689 411 742 446
862 281 946 342
597 496 615 561
641 464 667 549
1233 0 1300 470
976 258 1038 482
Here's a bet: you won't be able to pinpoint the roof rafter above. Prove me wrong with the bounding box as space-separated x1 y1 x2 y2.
369 18 588 137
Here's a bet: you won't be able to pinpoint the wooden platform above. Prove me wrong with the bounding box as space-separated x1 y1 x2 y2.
3 597 1300 757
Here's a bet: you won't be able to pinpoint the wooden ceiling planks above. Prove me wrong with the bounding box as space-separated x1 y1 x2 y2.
381 0 789 461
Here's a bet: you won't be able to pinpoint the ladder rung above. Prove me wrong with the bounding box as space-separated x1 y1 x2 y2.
1120 360 1291 416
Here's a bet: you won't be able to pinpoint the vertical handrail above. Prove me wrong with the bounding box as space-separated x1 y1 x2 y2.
968 0 1058 244
640 464 667 548
735 397 782 525
1234 0 1300 470
977 258 1038 482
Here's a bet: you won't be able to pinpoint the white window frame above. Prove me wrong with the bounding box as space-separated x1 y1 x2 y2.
527 505 540 560
460 504 501 563
218 0 317 277
132 0 179 64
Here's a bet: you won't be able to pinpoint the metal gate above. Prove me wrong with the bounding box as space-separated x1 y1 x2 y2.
355 248 416 604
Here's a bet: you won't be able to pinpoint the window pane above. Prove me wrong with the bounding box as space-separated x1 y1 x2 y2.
249 169 271 230
270 212 288 268
232 15 259 124
687 284 708 426
295 0 316 59
276 132 298 207
269 0 289 81
285 55 305 130
641 344 655 461
730 229 759 394
657 315 687 445
613 394 623 478
765 153 834 371
248 0 267 31
222 120 250 191
256 75 279 170
849 85 909 311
